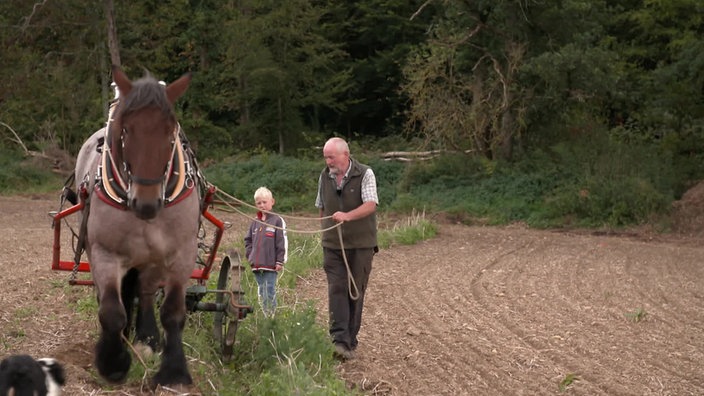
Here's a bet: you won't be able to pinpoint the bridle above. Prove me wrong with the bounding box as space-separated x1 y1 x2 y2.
97 107 186 208
92 80 195 210
118 124 179 190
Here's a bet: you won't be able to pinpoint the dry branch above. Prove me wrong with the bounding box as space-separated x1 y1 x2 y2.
1 121 75 175
1 121 30 155
381 149 473 162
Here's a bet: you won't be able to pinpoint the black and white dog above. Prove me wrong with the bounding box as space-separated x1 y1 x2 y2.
0 355 65 396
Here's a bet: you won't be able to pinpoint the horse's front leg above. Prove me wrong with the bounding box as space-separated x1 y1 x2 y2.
134 273 159 354
123 269 160 355
151 282 192 387
135 287 160 353
95 282 131 382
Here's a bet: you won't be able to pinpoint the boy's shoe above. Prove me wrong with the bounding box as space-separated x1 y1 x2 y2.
333 343 354 361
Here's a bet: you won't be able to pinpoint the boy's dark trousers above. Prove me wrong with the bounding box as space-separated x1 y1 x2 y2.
323 247 374 350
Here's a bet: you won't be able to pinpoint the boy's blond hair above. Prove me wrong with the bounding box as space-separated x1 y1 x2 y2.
254 186 273 201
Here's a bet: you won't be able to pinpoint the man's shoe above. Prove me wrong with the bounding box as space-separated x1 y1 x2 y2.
333 344 354 361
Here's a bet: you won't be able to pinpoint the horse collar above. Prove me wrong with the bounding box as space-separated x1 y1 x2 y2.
96 122 194 209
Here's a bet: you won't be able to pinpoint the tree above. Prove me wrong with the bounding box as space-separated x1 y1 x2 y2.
609 0 704 141
402 1 534 160
222 0 352 154
2 0 702 166
402 0 623 160
0 0 106 153
104 0 120 67
318 0 435 139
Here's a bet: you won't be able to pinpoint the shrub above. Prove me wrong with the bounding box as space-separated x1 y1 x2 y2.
0 148 63 194
203 154 320 212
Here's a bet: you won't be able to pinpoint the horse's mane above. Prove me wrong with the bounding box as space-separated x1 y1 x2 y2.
120 74 175 118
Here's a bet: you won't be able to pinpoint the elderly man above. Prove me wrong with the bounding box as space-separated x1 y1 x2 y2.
315 137 378 360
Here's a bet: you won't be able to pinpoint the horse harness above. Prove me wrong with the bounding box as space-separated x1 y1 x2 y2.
93 120 197 210
65 101 205 283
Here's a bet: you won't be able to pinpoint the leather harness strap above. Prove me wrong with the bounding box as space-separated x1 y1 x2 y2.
96 124 192 209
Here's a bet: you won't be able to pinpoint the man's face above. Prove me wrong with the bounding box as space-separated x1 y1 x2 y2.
323 144 349 175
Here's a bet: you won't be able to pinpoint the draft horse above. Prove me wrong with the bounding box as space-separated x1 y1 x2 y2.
74 66 198 387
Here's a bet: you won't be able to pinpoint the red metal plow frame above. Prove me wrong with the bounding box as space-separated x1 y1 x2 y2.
51 186 225 286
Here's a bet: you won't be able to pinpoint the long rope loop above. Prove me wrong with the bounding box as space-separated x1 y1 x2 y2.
213 189 338 233
338 226 360 300
212 189 360 300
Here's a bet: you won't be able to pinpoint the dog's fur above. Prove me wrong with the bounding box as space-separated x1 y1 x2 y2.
0 355 65 396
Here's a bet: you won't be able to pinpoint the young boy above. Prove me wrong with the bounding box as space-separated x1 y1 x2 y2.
244 187 288 317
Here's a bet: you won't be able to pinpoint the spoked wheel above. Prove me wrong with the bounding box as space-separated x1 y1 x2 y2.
213 251 248 362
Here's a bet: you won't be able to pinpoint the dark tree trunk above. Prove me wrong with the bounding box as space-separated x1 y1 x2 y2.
104 0 120 67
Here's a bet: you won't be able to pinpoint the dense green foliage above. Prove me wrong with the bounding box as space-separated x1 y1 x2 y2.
203 149 406 213
1 130 686 230
2 0 702 228
2 1 702 164
0 148 62 194
201 132 680 229
0 131 688 229
1 1 702 227
0 0 433 157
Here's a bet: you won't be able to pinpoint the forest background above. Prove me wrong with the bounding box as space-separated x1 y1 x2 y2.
1 0 703 228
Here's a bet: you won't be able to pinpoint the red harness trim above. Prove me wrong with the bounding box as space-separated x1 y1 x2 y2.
95 183 195 209
166 183 195 206
95 185 128 210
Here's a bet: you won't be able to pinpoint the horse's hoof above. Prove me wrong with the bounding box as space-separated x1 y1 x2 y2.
104 370 129 383
95 349 131 383
153 383 197 394
151 371 193 389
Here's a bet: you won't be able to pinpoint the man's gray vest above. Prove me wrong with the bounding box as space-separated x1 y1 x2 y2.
320 158 377 249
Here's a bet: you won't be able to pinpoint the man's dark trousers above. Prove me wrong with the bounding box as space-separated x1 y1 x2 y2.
323 247 374 350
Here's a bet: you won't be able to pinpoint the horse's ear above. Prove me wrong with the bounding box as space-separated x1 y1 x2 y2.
165 73 192 104
112 65 133 96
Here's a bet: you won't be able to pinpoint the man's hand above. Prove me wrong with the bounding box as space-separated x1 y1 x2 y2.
332 211 349 223
332 202 376 223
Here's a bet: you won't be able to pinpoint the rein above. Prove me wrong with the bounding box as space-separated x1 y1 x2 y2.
212 189 361 300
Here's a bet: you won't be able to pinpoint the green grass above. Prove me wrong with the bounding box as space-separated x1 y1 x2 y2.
0 327 27 353
13 307 34 319
73 288 99 319
200 131 685 230
558 373 579 392
62 213 435 394
0 148 64 195
378 209 437 249
625 307 648 323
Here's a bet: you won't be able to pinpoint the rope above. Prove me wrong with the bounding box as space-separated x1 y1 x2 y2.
215 189 342 234
338 226 360 300
212 189 361 300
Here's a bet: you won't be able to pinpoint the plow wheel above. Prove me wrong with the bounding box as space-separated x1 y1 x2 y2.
213 251 248 362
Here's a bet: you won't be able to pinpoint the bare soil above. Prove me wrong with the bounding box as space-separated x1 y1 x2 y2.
1 190 704 395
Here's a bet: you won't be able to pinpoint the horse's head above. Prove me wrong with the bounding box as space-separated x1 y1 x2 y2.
110 66 191 220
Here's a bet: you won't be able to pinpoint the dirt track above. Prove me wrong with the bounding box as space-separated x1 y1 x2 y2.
1 195 704 395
